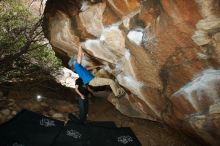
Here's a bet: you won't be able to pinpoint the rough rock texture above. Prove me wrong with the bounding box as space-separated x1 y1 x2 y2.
43 0 220 145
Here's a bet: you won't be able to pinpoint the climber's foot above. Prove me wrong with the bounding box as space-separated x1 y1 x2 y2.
117 89 126 98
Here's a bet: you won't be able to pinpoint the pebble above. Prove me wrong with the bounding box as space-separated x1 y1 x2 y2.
40 102 48 107
52 113 63 118
8 102 15 106
9 106 13 110
7 115 13 120
1 109 10 116
12 111 17 116
8 99 15 102
49 110 55 115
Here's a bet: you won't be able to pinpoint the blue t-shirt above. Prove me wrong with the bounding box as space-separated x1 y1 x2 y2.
74 63 94 85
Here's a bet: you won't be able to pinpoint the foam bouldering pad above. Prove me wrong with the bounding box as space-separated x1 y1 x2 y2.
53 121 141 146
105 127 141 146
0 110 141 146
52 121 88 146
68 113 117 128
0 109 64 146
87 125 141 146
87 121 117 128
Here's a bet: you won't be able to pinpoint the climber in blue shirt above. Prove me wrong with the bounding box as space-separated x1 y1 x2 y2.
68 45 125 98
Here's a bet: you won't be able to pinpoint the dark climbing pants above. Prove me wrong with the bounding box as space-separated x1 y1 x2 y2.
78 97 88 123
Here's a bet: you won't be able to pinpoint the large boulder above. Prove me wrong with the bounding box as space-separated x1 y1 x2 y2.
43 0 220 145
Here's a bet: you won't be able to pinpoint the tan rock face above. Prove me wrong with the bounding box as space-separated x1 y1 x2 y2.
43 0 220 145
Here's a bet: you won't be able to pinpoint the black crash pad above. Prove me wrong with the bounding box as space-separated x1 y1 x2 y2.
68 113 117 128
53 120 141 146
0 110 141 146
0 109 64 146
87 121 116 128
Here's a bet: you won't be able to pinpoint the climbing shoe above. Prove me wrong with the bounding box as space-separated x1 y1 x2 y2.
117 89 126 98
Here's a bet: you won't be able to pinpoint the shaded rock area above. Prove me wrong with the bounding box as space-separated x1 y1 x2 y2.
42 0 220 145
0 81 202 146
0 80 77 122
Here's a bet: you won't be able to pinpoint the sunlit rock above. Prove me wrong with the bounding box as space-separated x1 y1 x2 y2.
100 25 125 52
52 67 78 88
127 29 144 46
188 101 220 146
192 30 211 46
107 0 140 17
80 1 90 12
49 11 80 57
196 16 220 31
213 32 220 63
209 101 220 114
84 39 118 64
83 25 127 65
79 3 106 37
172 69 220 113
195 0 219 18
171 69 220 145
192 0 220 66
